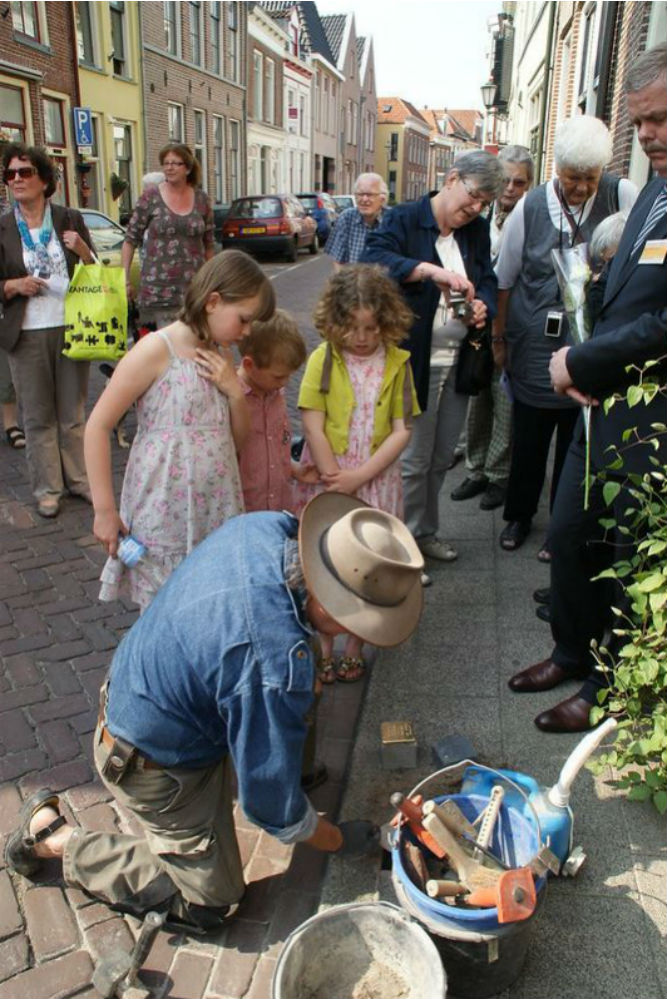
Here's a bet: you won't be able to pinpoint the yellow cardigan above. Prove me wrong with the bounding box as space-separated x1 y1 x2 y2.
297 342 420 455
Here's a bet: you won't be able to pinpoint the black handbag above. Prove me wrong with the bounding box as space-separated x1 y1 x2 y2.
455 325 494 395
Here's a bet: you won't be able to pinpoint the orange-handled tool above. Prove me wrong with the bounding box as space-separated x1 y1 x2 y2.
390 792 446 858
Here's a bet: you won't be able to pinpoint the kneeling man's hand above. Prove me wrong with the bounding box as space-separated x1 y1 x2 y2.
337 820 381 858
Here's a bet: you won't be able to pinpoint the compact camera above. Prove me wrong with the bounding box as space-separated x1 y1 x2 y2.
544 311 564 338
449 293 474 325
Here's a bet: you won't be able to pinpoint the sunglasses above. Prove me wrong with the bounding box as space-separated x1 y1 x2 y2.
5 166 38 181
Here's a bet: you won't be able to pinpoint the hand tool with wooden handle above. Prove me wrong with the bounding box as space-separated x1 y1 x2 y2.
421 810 501 889
390 792 446 859
424 798 477 839
425 879 468 899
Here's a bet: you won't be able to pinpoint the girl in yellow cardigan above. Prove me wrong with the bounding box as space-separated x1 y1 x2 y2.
296 264 419 682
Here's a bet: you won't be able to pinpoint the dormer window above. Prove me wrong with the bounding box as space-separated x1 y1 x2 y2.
383 104 392 113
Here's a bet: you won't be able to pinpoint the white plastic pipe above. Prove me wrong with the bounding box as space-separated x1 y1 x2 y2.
547 717 618 808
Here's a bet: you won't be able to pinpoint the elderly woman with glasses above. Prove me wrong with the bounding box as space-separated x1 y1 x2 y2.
494 115 637 558
363 151 505 568
121 142 214 331
0 143 94 518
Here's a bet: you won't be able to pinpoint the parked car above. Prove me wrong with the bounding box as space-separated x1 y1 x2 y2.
80 209 140 293
222 194 318 261
295 192 338 241
212 202 231 247
332 194 355 215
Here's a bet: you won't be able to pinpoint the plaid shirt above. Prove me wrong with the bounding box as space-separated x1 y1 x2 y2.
324 206 387 264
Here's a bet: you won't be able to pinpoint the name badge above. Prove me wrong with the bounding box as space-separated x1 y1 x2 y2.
638 239 667 265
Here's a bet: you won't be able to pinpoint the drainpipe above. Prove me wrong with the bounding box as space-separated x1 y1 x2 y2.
138 3 149 174
536 0 557 183
68 3 83 208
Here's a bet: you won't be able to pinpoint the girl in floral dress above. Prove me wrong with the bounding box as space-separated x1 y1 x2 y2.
295 264 419 681
85 251 275 611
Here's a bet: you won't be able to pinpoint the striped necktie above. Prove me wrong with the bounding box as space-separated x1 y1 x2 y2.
631 183 667 256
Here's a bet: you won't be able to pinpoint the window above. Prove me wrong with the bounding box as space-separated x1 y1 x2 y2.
229 119 240 199
110 1 128 77
299 95 307 137
265 58 275 124
76 2 97 65
43 97 65 148
289 21 299 57
189 1 203 65
0 84 26 142
253 51 263 120
213 115 225 201
389 132 398 161
346 99 353 143
11 1 39 40
168 102 184 142
82 116 101 210
113 123 133 216
227 3 238 82
210 2 221 74
352 101 358 146
164 1 180 56
194 110 207 189
287 88 296 133
529 88 542 157
578 8 595 110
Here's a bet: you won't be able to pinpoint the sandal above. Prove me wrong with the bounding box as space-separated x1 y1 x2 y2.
499 520 531 551
537 540 552 563
5 426 26 449
336 656 365 683
317 656 337 685
5 788 65 877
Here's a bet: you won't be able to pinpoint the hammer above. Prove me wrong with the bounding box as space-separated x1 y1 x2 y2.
92 910 165 999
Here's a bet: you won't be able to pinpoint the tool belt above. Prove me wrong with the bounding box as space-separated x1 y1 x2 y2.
97 685 161 783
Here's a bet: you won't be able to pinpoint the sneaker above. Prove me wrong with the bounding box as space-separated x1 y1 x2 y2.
479 483 506 511
418 538 458 562
451 476 488 501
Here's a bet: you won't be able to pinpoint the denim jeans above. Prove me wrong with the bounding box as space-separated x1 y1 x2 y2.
402 358 469 541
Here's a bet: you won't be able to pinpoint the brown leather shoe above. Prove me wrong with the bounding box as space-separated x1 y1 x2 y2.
534 695 597 733
508 659 583 693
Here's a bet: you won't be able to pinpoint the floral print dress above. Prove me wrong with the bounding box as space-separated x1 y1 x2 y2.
99 330 244 610
294 345 403 517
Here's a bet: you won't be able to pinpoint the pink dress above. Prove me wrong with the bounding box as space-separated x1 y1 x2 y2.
99 330 244 610
294 345 403 517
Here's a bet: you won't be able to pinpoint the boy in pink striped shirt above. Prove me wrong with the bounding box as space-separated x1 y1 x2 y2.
237 310 318 513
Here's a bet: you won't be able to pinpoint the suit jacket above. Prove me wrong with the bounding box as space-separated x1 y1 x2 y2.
361 193 497 410
567 176 667 474
0 203 93 352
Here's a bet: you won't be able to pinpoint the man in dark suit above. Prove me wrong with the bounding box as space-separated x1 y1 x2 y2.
508 43 667 732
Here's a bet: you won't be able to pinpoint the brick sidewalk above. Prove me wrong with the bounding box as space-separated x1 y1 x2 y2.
0 396 365 999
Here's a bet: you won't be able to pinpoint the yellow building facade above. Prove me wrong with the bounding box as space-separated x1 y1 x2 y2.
73 0 144 221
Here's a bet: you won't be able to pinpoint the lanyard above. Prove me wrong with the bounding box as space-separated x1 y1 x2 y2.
553 180 586 248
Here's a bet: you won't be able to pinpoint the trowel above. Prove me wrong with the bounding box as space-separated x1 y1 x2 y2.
461 717 618 874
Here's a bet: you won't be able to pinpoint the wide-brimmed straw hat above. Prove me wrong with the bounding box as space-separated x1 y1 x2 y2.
299 492 424 647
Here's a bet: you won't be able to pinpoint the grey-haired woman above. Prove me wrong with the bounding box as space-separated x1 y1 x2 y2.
494 115 638 557
363 151 505 566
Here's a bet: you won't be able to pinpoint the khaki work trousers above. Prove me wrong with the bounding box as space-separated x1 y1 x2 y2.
63 732 245 913
7 327 90 502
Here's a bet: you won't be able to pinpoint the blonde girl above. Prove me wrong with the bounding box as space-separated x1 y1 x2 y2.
296 264 419 682
85 250 275 611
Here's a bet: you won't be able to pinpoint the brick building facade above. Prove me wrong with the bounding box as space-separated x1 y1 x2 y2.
140 2 247 204
0 2 80 206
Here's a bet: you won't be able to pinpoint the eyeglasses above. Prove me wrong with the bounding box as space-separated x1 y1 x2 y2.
162 160 185 168
355 191 381 200
460 177 493 209
5 167 37 182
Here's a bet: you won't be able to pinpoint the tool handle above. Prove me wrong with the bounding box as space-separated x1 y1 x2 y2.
425 879 467 899
390 793 445 858
124 911 165 986
474 785 504 858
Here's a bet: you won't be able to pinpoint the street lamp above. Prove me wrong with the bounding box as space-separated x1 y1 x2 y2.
480 80 497 110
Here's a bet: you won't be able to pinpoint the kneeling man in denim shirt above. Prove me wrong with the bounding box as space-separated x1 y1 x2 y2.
7 494 424 934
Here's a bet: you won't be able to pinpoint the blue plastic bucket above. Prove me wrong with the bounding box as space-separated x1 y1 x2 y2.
391 792 547 998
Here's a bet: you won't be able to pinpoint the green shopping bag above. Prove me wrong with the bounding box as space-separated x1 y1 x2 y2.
63 259 128 361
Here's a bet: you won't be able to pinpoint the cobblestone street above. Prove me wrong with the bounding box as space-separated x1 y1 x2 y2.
0 336 365 998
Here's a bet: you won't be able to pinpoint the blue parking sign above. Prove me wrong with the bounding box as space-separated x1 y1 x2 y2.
73 107 93 148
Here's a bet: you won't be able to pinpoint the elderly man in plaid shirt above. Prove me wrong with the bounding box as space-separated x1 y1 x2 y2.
325 173 389 267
